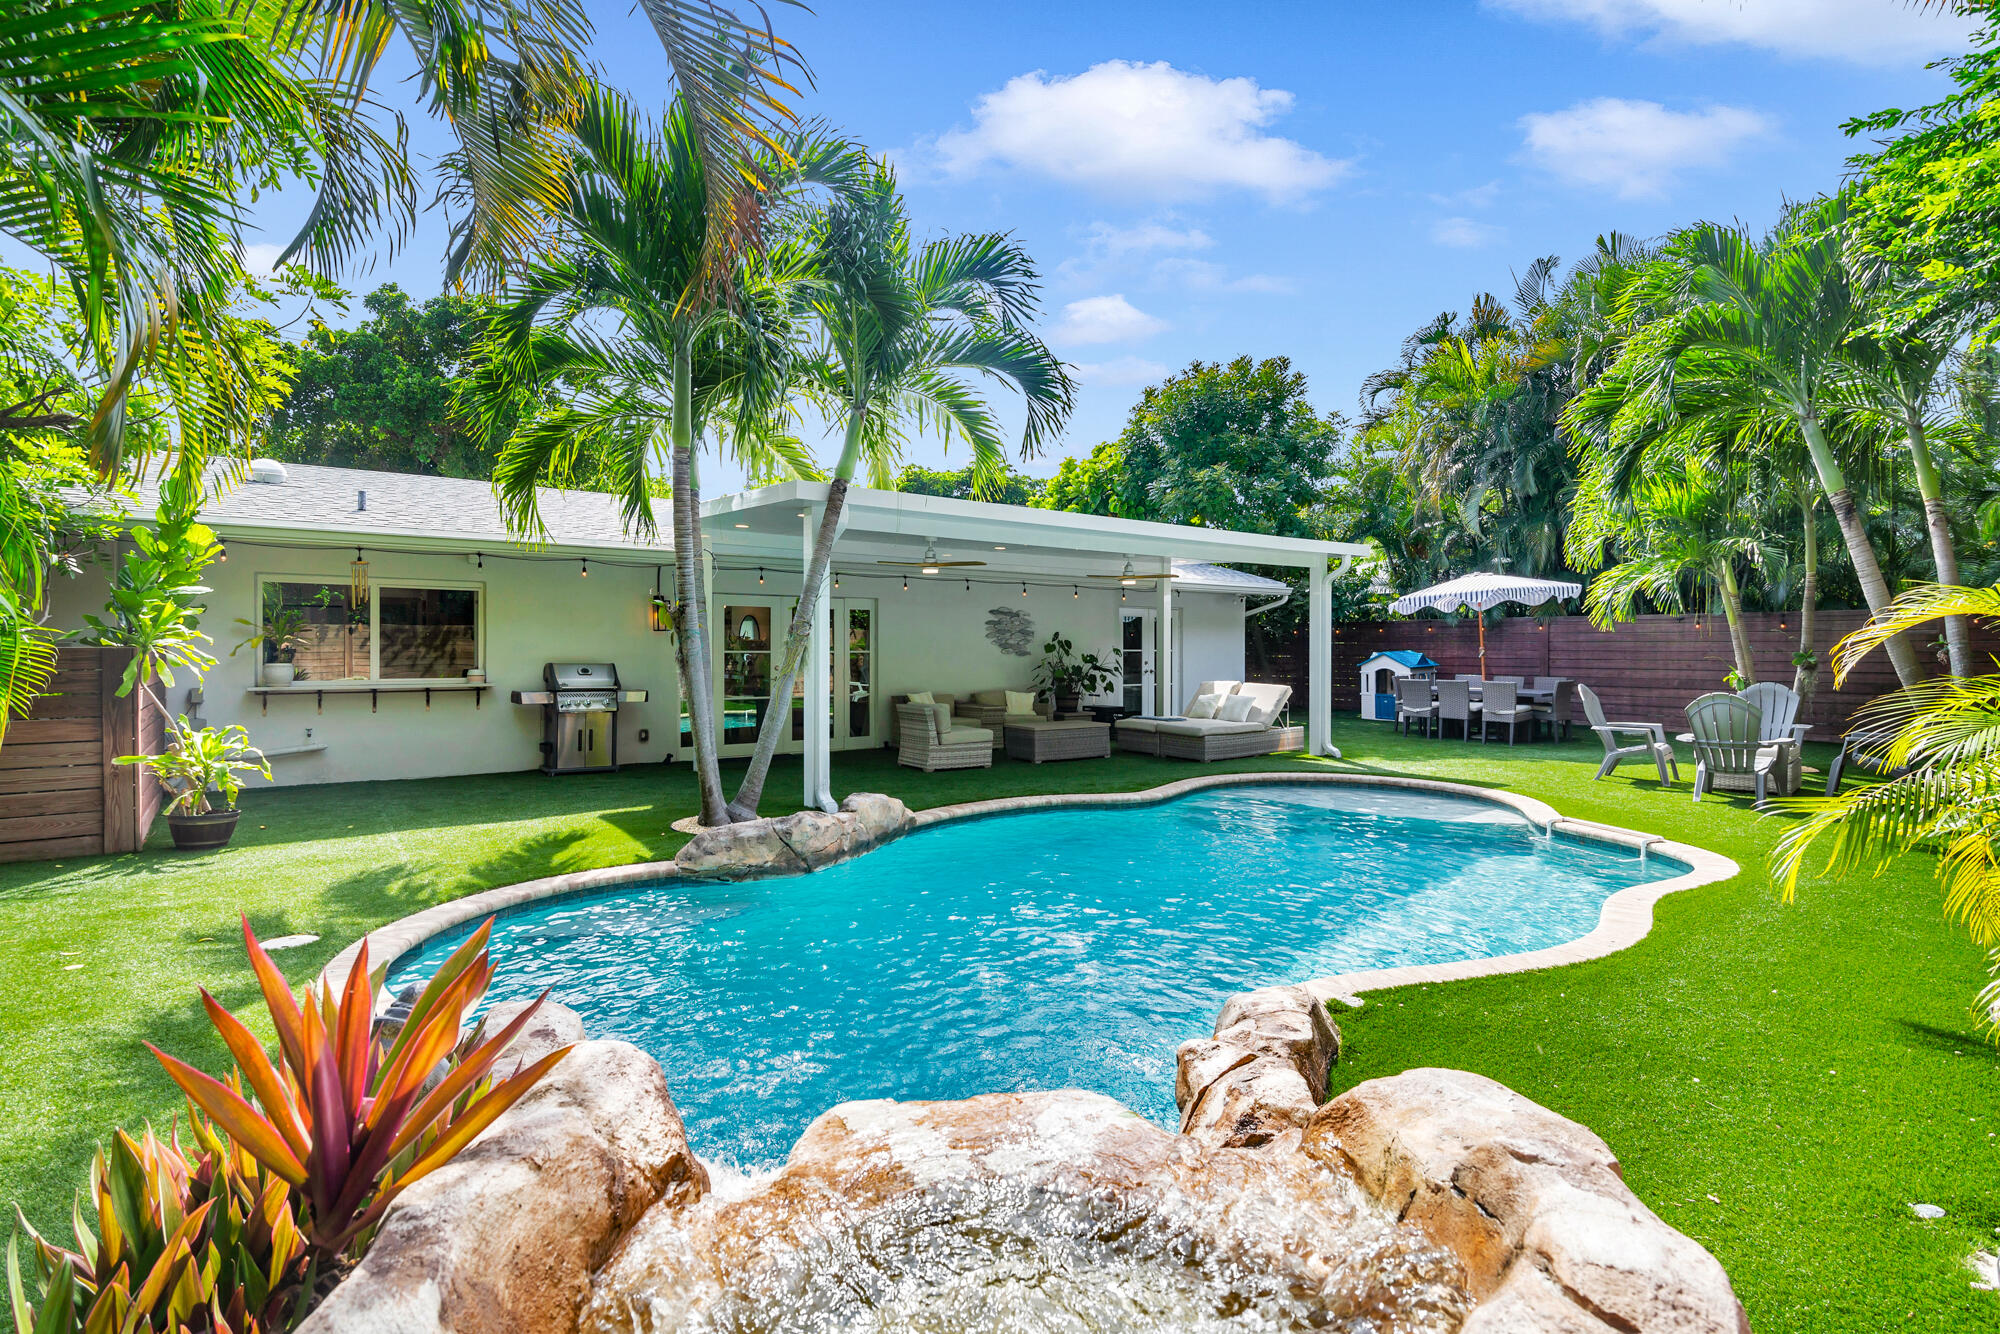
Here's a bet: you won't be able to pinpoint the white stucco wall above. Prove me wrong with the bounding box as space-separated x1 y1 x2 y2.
46 544 1255 786
46 541 682 787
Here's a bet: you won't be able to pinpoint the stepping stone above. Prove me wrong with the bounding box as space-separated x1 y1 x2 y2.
261 934 320 951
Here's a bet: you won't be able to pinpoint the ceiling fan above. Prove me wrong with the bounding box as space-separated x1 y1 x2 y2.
1084 559 1176 585
876 541 985 575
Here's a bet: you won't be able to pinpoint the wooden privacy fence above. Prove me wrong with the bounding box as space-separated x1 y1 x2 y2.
0 646 163 862
1260 610 1992 738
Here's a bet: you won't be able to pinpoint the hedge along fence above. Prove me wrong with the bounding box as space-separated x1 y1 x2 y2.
1258 610 1993 739
0 645 164 862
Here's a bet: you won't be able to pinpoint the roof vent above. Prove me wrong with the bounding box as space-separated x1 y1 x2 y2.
248 458 288 485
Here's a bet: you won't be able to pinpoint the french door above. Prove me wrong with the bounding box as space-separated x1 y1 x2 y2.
788 597 878 751
1120 610 1156 714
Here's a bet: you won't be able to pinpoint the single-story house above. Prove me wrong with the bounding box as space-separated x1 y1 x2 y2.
50 461 1365 806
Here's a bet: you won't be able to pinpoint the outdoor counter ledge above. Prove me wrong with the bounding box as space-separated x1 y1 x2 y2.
319 770 1739 1008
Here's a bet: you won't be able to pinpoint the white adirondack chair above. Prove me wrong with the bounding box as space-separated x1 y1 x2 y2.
1578 684 1678 785
1737 681 1808 794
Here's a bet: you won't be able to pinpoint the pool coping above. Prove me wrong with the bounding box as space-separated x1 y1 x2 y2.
320 771 1739 1007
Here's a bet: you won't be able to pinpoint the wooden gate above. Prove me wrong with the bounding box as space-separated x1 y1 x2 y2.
0 646 163 862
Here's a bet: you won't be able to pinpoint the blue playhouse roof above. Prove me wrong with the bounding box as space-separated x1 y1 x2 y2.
1360 650 1437 669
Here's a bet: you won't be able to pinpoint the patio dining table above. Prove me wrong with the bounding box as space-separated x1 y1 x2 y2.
1426 682 1557 704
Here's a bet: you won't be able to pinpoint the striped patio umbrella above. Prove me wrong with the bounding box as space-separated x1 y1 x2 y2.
1387 573 1581 680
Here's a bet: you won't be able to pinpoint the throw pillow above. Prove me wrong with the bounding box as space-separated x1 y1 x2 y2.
1186 693 1223 719
929 703 952 736
906 690 934 706
1218 694 1257 723
1006 690 1038 716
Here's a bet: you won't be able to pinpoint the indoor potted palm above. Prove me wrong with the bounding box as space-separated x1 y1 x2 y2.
1032 633 1118 717
232 603 309 685
117 718 273 851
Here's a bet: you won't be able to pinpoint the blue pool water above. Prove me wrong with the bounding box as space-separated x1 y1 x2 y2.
386 783 1680 1166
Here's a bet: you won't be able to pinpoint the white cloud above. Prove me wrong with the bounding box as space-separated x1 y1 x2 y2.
1487 0 1973 65
1052 294 1169 345
1429 180 1502 210
241 242 286 276
1517 98 1771 200
1431 217 1505 249
1080 219 1213 259
1150 257 1293 294
1069 356 1169 387
934 60 1349 203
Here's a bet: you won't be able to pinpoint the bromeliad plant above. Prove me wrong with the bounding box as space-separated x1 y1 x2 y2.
8 919 569 1332
148 919 570 1258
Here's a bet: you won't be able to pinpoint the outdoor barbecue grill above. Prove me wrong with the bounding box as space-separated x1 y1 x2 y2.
511 662 647 775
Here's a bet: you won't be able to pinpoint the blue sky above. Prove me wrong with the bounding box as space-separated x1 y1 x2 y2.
230 2 1983 487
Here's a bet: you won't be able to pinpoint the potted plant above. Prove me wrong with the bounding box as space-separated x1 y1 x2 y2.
116 718 272 852
232 601 309 686
1032 633 1118 716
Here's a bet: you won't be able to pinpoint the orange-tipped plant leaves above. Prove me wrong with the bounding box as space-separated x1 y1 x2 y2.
147 1048 307 1188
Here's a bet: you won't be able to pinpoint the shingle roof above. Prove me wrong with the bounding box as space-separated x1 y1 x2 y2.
122 460 670 553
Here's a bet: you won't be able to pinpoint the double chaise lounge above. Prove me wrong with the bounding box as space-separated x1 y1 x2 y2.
1116 680 1303 762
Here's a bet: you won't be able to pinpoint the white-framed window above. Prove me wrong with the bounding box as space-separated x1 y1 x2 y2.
252 575 484 683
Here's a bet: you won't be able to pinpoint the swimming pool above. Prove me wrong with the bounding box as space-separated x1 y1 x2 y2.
386 782 1683 1167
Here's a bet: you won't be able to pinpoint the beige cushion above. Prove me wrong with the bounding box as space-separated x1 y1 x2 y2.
941 725 993 746
1005 690 1037 716
1186 693 1223 719
906 690 935 706
928 703 952 736
1190 680 1240 705
1235 682 1291 726
972 689 1009 707
1156 718 1265 737
1217 694 1256 723
1115 717 1163 734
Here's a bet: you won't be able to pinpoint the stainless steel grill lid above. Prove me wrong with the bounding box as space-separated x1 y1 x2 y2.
546 662 618 691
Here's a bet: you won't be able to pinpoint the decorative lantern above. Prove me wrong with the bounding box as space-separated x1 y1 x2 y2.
650 568 673 632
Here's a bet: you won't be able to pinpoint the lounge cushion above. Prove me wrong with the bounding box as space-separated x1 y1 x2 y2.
1006 690 1038 716
1190 680 1240 703
1187 693 1223 719
906 690 935 706
1235 682 1292 726
941 725 993 746
1217 694 1257 723
1155 718 1265 737
1116 717 1168 734
929 703 952 736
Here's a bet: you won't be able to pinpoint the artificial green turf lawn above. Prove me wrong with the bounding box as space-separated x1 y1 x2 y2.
0 721 1993 1330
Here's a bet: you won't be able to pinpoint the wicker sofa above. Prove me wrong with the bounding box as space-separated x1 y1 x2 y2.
1116 681 1304 762
895 702 993 772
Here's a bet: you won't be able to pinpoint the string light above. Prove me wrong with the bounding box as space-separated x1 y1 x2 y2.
1021 581 1028 597
903 575 909 591
476 552 484 569
758 567 764 585
833 574 840 589
1073 586 1079 599
217 541 228 562
965 578 971 593
580 558 589 577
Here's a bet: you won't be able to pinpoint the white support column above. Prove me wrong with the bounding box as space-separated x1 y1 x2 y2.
802 507 835 811
1308 557 1335 757
1157 562 1175 716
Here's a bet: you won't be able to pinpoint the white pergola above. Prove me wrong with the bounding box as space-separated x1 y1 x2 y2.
703 483 1371 809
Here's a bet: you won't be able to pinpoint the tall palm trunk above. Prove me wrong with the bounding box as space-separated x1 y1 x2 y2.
1799 416 1923 688
1716 558 1756 684
727 404 866 820
1906 412 1969 676
670 344 729 826
1793 493 1818 704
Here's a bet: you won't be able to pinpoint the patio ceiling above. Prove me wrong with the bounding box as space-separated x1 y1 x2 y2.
702 483 1369 575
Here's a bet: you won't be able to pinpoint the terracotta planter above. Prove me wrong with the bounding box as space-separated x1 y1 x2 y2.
168 807 241 852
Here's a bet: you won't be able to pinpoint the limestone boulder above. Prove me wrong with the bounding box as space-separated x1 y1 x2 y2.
1304 1068 1749 1334
1177 984 1341 1149
299 1040 707 1334
672 794 913 879
485 999 585 1078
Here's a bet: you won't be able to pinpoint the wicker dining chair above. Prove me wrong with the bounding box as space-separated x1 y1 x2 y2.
1395 677 1437 738
1479 681 1536 745
1434 678 1478 741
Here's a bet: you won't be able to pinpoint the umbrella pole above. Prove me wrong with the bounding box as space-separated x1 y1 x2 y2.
1478 613 1487 681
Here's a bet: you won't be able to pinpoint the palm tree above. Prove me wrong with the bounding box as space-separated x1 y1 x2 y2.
465 89 856 827
724 162 1075 820
1774 582 2000 1038
1841 316 1972 675
1582 203 1924 687
1567 447 1766 684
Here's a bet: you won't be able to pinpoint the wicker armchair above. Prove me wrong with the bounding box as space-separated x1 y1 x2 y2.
895 702 993 772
